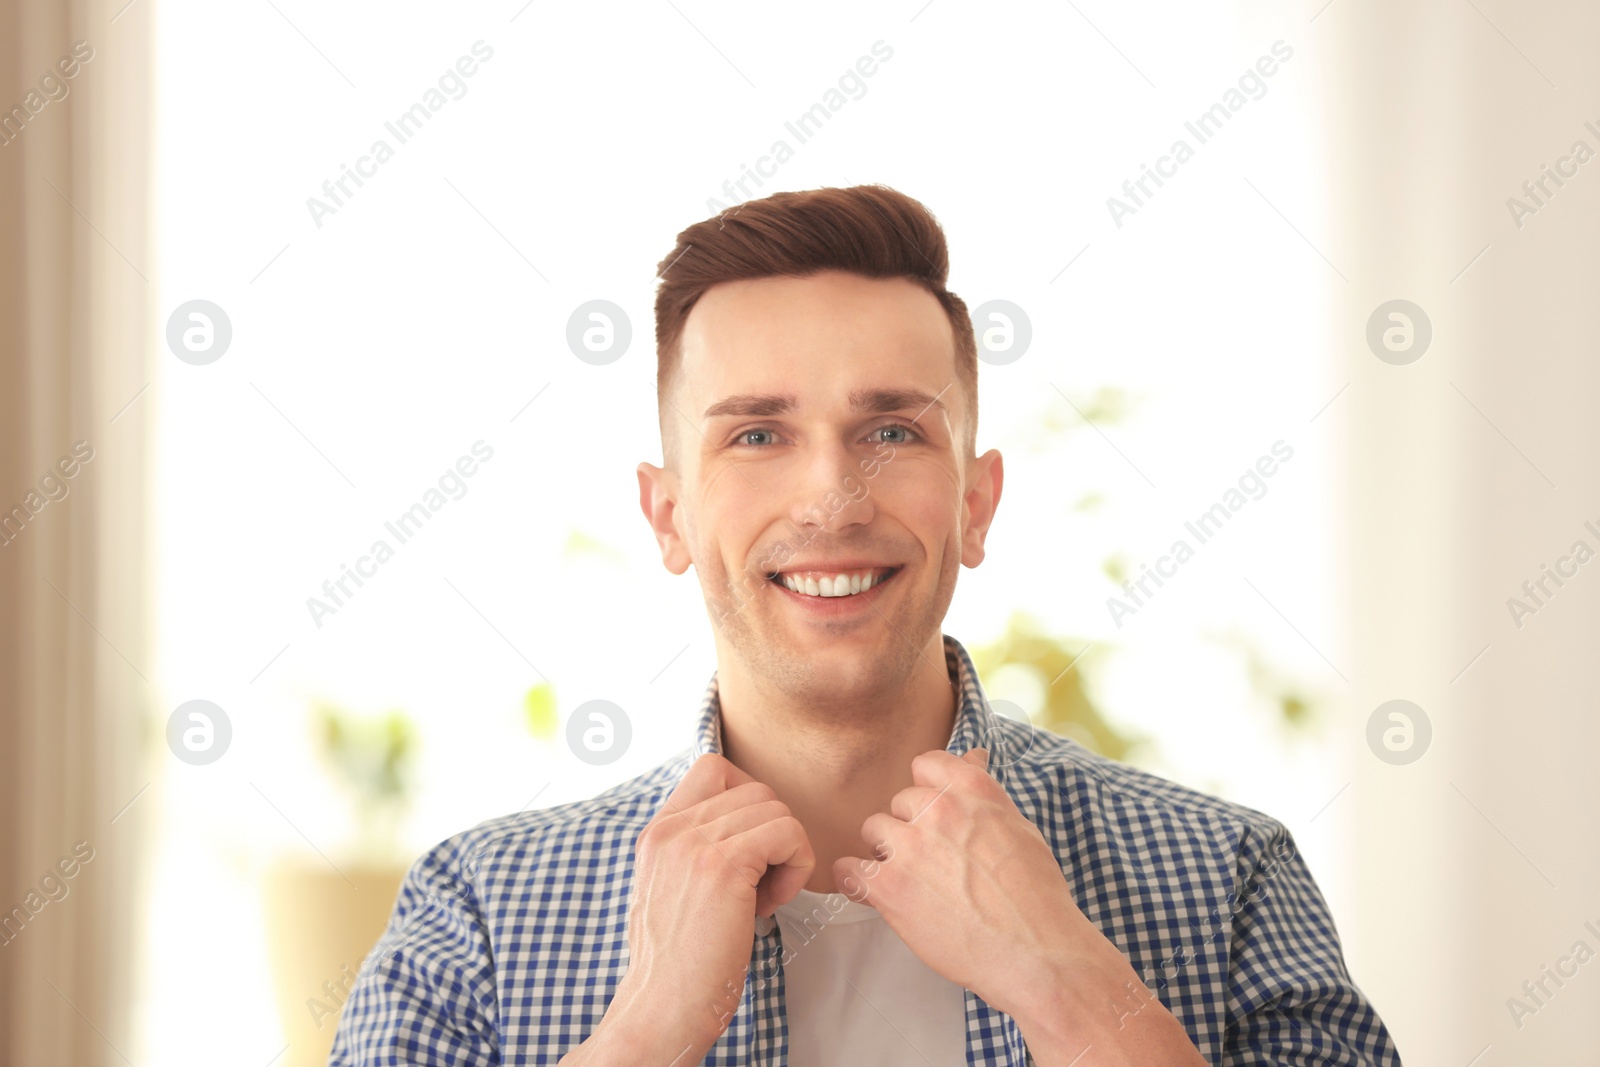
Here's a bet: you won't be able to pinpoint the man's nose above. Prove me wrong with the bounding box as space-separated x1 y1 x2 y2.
789 441 874 533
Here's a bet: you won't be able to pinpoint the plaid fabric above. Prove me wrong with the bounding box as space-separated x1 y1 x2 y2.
330 634 1399 1066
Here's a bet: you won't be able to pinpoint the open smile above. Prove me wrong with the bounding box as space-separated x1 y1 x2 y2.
767 565 899 598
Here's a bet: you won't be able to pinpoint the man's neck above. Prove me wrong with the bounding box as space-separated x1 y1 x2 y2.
713 635 959 895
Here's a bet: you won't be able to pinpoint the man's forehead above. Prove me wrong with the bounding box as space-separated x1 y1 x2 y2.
679 272 958 400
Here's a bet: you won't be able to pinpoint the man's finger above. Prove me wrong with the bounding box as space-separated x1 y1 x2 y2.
910 747 987 787
663 752 758 812
832 856 881 908
888 785 946 823
739 817 815 915
859 811 907 861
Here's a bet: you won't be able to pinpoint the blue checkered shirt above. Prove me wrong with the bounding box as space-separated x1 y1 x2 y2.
330 634 1399 1065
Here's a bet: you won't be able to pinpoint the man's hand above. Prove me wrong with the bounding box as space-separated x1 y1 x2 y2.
831 748 1091 1014
833 748 1207 1067
565 753 814 1066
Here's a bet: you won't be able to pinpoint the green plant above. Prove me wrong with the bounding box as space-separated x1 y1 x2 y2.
968 611 1144 761
312 703 418 863
969 611 1321 772
523 681 558 740
1203 628 1319 734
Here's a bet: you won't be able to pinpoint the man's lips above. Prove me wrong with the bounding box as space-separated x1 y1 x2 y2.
766 565 900 599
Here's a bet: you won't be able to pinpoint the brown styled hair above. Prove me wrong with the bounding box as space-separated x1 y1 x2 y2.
652 184 978 465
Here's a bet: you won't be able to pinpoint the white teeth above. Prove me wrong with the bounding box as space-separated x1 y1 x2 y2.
776 569 890 598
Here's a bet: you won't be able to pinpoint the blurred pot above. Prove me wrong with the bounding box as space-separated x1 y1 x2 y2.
262 859 407 1067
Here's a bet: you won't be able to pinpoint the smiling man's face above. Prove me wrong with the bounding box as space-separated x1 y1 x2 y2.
639 269 1002 707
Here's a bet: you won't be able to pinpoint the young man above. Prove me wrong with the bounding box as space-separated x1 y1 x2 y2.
331 186 1399 1066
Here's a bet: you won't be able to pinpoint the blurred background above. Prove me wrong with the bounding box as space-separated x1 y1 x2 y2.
1 0 1595 1063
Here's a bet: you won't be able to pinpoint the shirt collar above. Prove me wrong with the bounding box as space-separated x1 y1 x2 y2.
685 633 1007 777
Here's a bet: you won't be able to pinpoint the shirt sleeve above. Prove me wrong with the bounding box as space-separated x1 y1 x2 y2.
329 835 503 1066
1222 822 1400 1066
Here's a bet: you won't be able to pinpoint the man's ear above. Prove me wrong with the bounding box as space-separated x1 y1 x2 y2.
637 461 693 575
960 448 1004 568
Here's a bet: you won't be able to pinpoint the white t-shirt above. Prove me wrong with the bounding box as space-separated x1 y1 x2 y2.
770 887 967 1066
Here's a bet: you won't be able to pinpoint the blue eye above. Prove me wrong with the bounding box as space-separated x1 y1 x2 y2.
729 424 919 448
872 424 918 444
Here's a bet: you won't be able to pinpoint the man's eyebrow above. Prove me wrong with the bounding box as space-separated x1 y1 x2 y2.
702 387 948 423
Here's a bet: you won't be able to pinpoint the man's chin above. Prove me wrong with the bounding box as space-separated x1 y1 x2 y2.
756 619 915 684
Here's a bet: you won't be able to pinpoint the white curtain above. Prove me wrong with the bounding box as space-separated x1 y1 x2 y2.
0 0 151 1062
1329 1 1600 1058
